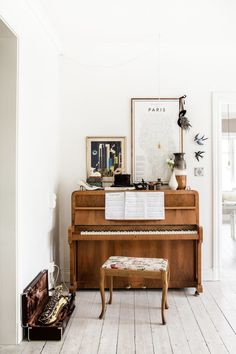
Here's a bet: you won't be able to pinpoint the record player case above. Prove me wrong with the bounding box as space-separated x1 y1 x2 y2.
21 270 75 341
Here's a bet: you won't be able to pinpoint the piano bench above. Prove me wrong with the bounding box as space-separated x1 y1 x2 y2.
98 256 170 324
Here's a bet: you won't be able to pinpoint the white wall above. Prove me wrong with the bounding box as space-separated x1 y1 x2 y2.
1 1 236 343
0 32 17 344
0 1 61 344
38 0 236 281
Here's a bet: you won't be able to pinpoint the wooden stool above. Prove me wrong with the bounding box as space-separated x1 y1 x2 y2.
99 256 170 324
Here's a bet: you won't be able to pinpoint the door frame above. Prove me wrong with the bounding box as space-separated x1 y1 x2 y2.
0 15 19 344
212 92 236 280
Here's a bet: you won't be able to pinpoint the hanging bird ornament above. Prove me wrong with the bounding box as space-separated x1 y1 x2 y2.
195 151 205 161
194 133 208 145
177 95 192 130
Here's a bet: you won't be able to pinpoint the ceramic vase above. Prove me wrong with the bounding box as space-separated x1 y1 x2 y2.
174 152 187 190
169 170 178 190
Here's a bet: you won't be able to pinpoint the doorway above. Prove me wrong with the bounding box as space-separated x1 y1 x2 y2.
221 104 236 279
0 18 18 344
212 93 236 280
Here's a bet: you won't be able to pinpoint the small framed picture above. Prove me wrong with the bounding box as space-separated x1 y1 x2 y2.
86 136 126 177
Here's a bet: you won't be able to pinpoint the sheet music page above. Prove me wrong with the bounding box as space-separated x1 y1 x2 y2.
105 192 125 219
145 192 165 219
124 192 165 220
124 192 146 219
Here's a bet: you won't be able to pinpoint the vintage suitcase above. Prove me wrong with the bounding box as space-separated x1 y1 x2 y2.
21 270 75 340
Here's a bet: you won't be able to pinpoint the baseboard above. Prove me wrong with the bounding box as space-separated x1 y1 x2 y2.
63 267 218 284
63 268 70 283
203 267 219 281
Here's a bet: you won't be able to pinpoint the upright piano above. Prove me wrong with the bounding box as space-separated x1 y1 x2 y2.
68 190 203 293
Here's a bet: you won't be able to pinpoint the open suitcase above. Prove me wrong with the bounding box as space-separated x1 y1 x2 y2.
21 270 75 340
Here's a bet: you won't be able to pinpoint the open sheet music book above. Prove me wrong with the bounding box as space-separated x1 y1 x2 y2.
105 191 165 220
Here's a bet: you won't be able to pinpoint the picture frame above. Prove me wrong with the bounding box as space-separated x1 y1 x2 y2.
86 136 126 178
131 98 180 182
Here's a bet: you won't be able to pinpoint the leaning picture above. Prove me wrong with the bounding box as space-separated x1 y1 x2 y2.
131 98 180 182
86 137 126 177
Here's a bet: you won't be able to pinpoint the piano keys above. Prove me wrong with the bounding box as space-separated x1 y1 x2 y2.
80 229 198 236
68 190 203 293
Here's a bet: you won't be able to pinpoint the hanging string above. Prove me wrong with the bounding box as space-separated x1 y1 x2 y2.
158 33 161 99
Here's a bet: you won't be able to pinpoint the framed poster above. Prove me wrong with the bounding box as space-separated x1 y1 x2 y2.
131 98 180 182
86 136 126 177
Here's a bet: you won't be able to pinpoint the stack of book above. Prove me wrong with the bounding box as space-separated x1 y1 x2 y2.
86 176 102 187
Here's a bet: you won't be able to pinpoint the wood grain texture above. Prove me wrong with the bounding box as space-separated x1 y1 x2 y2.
68 190 202 292
2 284 236 353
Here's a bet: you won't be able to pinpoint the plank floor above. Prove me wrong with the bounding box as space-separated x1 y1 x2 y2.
222 223 236 279
1 282 236 354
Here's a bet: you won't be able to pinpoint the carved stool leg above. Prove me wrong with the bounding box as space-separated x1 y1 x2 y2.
165 267 170 309
108 276 113 304
99 268 105 319
161 271 168 325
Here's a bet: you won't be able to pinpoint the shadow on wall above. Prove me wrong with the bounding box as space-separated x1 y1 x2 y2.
48 189 61 281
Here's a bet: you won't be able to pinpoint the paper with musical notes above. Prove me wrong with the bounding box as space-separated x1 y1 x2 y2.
105 192 165 220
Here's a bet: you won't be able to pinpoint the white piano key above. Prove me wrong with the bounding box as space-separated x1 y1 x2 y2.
80 230 198 236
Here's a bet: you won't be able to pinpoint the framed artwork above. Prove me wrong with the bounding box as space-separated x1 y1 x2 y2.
86 136 126 177
131 98 180 182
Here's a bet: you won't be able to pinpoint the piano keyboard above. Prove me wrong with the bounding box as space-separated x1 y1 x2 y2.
80 230 198 235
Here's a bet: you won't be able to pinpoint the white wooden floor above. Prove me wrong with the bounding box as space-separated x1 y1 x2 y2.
1 282 236 354
222 223 236 279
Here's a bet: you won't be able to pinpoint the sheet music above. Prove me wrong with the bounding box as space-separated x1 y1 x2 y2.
105 192 165 220
124 192 146 219
146 192 165 219
125 192 165 220
105 192 125 219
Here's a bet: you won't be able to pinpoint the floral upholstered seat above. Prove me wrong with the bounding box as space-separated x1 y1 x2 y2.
102 256 168 272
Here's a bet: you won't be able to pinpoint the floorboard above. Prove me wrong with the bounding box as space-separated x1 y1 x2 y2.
117 291 135 354
185 288 228 354
134 290 154 354
3 283 236 353
173 289 209 353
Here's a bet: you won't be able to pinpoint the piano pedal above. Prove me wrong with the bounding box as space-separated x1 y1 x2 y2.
142 285 147 289
126 284 132 290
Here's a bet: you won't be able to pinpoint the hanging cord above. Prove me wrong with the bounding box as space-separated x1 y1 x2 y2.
158 33 161 99
50 264 69 295
179 96 185 152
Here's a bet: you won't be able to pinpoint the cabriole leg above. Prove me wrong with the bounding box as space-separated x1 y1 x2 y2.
99 268 105 319
108 276 113 304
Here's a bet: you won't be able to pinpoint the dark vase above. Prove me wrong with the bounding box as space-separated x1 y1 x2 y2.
173 153 187 190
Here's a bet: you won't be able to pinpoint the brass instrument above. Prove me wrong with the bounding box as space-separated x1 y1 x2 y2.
38 285 69 325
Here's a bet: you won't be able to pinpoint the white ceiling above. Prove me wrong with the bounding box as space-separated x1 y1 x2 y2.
35 0 236 54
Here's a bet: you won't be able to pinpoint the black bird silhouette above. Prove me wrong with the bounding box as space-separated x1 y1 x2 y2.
195 151 205 161
194 134 208 145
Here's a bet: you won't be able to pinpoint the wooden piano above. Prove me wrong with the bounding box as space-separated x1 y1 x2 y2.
68 190 203 293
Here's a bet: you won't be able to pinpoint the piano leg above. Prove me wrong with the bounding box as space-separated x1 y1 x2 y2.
68 228 77 292
195 227 203 295
108 276 113 305
196 284 203 294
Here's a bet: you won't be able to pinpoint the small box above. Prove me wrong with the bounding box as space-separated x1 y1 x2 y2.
21 270 75 341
